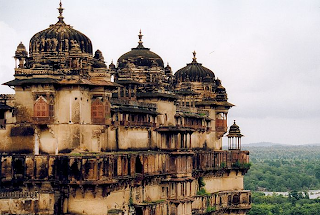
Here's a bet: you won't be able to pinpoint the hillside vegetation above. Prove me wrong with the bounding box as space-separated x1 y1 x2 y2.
248 192 320 215
244 144 320 215
243 144 320 192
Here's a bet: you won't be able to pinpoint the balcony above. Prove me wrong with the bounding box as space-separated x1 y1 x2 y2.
0 150 250 187
184 124 207 132
92 117 106 125
110 98 157 109
193 150 250 172
193 190 251 214
32 117 54 125
119 120 156 128
215 119 227 133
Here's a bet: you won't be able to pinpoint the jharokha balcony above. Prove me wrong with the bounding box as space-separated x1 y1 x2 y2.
215 119 227 133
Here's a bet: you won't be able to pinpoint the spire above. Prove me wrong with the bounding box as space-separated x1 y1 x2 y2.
57 0 65 23
137 29 144 48
192 50 197 63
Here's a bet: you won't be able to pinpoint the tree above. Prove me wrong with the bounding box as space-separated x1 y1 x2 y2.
314 165 320 180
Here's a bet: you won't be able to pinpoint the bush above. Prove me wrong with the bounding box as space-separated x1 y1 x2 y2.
197 188 209 196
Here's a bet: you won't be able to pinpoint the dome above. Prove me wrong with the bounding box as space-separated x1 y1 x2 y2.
165 63 172 75
29 2 92 55
117 31 164 69
92 49 107 68
15 42 28 58
215 78 227 101
109 60 116 70
174 51 215 83
227 120 243 137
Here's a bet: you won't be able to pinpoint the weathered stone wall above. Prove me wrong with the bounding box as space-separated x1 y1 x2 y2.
204 172 244 193
0 125 34 153
192 190 251 215
0 151 250 214
0 88 230 153
0 191 55 215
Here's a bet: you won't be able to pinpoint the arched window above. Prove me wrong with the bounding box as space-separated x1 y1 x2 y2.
91 98 105 124
34 96 49 117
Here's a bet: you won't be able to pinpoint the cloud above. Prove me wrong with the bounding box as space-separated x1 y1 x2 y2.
1 0 320 144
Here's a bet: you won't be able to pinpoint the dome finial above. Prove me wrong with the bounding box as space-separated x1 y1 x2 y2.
192 50 197 63
137 29 144 48
57 0 65 23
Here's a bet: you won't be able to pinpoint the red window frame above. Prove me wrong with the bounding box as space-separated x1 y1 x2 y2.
34 96 49 117
92 98 105 123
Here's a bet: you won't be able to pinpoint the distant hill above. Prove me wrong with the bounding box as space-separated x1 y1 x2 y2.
242 142 283 147
242 142 320 148
241 143 320 160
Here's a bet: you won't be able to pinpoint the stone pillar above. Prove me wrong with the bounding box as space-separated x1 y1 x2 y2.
34 128 40 155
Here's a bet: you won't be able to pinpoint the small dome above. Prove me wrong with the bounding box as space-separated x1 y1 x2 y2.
29 2 92 55
94 50 104 61
215 78 227 101
92 49 106 68
165 63 172 75
15 42 28 58
117 30 164 69
174 51 215 83
109 60 116 70
227 120 243 137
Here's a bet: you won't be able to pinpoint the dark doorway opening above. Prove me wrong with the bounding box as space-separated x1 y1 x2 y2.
136 207 143 215
135 156 143 174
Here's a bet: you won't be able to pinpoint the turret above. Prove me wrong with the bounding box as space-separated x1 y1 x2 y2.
92 49 107 68
227 120 244 150
14 42 28 68
165 63 172 75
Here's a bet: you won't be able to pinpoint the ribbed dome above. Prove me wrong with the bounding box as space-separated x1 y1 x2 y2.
175 51 215 83
117 31 164 69
29 2 92 55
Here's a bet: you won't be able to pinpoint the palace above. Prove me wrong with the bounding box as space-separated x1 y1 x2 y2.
0 2 251 215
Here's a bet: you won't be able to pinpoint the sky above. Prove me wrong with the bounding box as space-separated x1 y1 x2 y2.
1 0 320 145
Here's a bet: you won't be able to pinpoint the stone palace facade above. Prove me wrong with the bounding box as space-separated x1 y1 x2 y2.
0 2 251 215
